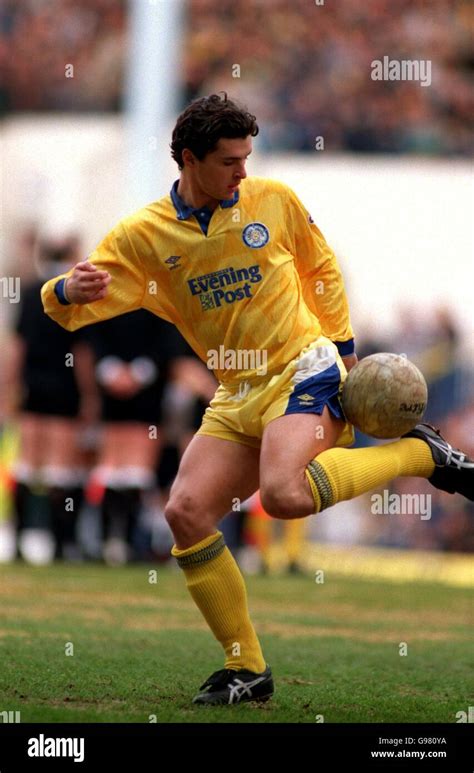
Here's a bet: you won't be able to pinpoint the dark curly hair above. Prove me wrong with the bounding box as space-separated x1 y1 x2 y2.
170 93 259 170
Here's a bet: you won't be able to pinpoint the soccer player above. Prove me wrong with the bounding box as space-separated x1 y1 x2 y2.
41 94 474 705
83 309 204 565
9 235 95 563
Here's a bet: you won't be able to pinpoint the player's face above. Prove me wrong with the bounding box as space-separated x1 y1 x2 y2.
194 137 252 200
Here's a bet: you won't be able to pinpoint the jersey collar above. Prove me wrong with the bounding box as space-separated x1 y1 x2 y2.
170 180 239 221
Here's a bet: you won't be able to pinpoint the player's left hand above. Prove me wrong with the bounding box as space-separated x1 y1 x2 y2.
342 353 358 372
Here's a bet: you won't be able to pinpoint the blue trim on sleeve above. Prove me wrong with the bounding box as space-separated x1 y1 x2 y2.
54 278 71 306
333 339 355 357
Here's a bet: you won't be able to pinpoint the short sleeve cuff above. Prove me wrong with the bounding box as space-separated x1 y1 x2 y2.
333 339 355 357
54 278 71 306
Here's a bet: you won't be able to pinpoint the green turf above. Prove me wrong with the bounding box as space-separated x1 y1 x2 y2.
0 562 471 723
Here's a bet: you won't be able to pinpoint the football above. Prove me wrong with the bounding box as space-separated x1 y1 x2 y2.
341 353 428 439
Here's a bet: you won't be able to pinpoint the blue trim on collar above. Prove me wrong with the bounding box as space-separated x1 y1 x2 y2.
170 180 239 221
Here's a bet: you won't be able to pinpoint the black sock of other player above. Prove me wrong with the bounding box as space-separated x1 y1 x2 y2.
14 480 51 558
48 486 83 559
101 487 142 547
14 481 51 531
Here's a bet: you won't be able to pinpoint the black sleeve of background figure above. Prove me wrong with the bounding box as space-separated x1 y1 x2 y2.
76 319 116 362
159 320 197 361
14 298 28 338
70 322 98 352
14 283 36 338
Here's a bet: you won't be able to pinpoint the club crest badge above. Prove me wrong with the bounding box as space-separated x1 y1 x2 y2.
242 222 269 249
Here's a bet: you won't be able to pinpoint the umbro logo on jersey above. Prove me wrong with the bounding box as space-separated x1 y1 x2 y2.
297 393 315 403
165 255 182 270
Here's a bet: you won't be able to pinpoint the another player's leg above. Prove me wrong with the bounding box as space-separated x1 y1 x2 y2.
97 423 158 565
42 416 85 560
284 518 307 573
165 433 273 705
12 413 52 562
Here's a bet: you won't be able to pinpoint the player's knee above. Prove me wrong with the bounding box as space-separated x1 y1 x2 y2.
260 484 303 519
164 494 204 543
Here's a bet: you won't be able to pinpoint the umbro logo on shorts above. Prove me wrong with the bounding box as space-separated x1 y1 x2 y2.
297 393 315 403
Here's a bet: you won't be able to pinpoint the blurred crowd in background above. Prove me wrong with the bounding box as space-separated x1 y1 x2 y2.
1 0 472 154
184 0 473 154
0 0 126 112
0 228 473 570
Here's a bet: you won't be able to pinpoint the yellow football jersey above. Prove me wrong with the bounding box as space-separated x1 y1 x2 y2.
41 177 354 385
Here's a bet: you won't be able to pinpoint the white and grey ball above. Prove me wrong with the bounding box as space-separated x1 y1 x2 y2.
341 353 428 439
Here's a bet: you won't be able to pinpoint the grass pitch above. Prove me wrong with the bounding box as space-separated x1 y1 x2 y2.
0 558 471 723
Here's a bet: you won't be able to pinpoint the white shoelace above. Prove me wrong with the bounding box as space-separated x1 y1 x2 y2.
228 675 266 704
429 437 474 469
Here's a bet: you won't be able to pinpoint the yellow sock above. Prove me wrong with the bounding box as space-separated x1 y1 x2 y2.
171 531 266 673
283 518 306 563
306 438 435 512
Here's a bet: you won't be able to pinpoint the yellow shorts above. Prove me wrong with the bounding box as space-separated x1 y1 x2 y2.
197 335 355 449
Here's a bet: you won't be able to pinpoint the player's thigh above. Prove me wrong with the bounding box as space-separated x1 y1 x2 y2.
18 413 79 468
115 423 159 468
17 413 44 467
165 434 260 547
98 424 122 467
43 417 81 467
260 406 344 491
98 423 158 468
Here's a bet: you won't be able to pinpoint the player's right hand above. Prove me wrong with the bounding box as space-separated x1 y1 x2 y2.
64 261 111 304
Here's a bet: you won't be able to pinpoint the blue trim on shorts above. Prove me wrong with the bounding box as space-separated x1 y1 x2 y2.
284 361 345 420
